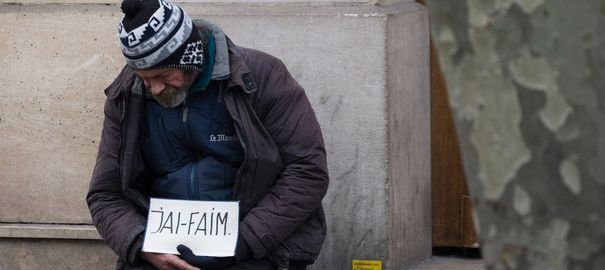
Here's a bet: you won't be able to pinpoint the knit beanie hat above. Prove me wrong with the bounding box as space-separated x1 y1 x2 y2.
118 0 207 70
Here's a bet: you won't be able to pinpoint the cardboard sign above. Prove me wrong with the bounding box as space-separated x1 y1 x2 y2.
142 198 239 257
352 260 382 270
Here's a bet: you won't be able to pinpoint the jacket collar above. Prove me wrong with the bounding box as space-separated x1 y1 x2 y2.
193 19 231 81
193 19 257 94
225 37 257 94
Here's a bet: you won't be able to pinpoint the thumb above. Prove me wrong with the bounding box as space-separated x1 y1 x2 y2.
177 244 195 259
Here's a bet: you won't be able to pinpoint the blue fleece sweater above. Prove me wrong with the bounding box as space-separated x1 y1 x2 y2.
140 78 244 201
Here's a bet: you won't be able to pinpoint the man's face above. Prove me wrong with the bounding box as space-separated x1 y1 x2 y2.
134 68 197 108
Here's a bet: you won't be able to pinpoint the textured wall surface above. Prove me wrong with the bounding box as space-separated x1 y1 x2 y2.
0 239 116 270
0 1 429 269
428 1 605 269
0 5 122 224
386 4 431 268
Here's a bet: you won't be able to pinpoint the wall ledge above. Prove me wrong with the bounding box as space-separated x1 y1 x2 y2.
0 223 101 240
0 1 422 17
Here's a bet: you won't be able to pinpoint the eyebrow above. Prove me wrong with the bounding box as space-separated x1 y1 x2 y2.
136 70 171 80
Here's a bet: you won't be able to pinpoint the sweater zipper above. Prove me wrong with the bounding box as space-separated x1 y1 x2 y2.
217 81 223 103
188 163 199 200
181 97 199 200
182 97 192 144
182 98 189 124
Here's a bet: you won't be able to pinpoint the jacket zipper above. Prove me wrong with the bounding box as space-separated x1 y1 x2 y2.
234 127 247 199
121 91 150 210
225 88 248 204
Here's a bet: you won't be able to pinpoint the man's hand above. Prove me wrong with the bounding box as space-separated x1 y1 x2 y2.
140 251 201 270
177 244 234 270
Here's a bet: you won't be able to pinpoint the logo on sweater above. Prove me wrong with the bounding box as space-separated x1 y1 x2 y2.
209 134 238 142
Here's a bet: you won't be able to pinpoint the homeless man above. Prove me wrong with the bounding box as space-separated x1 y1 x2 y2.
86 0 329 269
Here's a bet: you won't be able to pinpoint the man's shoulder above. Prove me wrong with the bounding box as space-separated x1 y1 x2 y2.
242 47 281 64
104 66 137 99
231 44 287 74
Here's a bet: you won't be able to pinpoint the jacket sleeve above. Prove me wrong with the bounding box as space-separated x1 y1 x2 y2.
86 67 147 264
240 56 329 259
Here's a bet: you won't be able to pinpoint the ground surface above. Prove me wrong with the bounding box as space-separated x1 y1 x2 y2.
406 256 485 270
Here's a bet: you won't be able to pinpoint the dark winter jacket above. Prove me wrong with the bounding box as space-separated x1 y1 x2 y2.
87 38 329 269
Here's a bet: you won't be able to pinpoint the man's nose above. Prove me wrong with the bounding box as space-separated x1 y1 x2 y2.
148 80 166 96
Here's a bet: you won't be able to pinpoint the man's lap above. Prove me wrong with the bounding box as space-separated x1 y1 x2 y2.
119 258 308 270
227 259 308 270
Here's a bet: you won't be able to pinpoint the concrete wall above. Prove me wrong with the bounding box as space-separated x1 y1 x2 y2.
0 1 430 269
0 238 115 270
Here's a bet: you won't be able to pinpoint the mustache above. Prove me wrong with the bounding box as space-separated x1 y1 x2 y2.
147 70 198 108
153 85 188 108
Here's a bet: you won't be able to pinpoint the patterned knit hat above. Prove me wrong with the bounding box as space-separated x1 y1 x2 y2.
118 0 206 70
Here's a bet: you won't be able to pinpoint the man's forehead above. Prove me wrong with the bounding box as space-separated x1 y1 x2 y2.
134 68 176 78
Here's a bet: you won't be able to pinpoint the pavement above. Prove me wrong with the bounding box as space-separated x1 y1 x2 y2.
405 256 485 270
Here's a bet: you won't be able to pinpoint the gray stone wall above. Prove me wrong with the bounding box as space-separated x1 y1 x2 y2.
0 238 116 270
428 1 605 269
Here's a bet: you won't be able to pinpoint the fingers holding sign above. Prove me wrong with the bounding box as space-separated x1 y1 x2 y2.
141 251 201 270
177 244 235 270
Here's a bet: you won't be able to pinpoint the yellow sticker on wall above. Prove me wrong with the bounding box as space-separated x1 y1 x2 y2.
352 260 382 270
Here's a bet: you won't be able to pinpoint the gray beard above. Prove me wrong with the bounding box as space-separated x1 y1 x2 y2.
152 85 188 108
